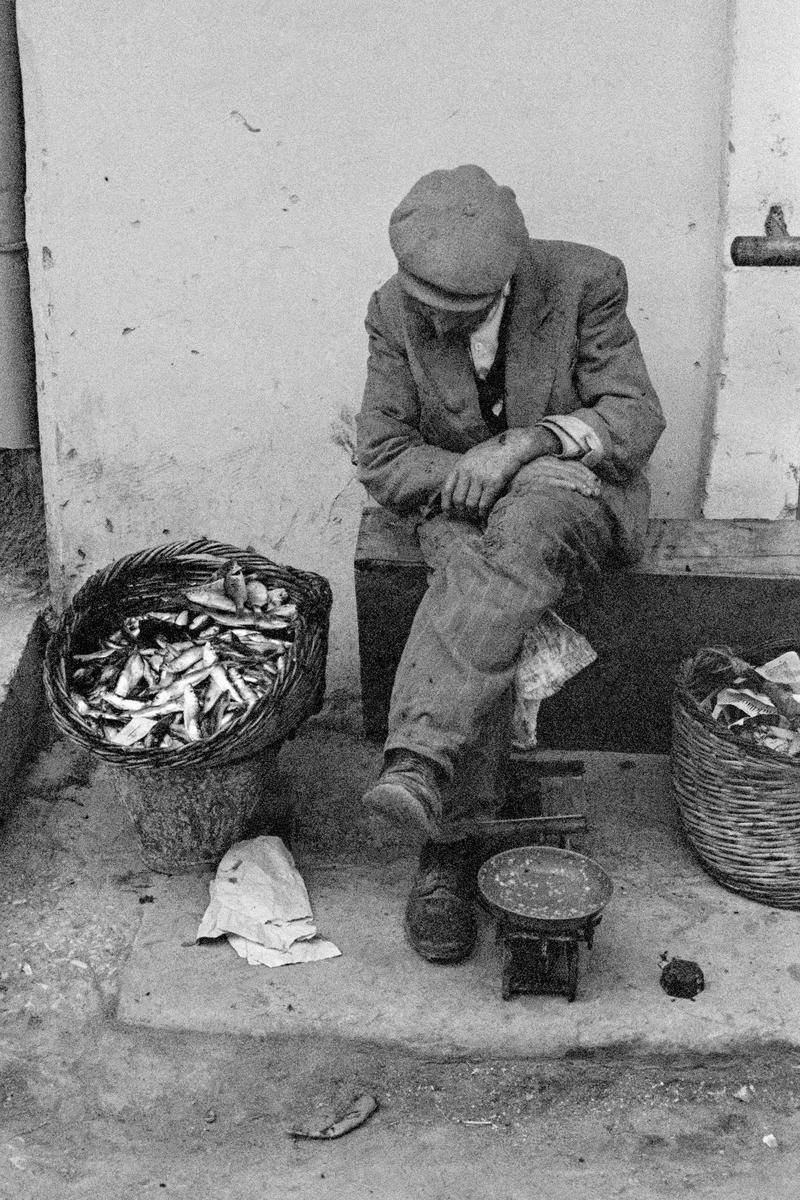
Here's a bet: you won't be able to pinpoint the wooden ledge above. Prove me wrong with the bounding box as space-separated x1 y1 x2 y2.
356 509 800 580
633 519 800 578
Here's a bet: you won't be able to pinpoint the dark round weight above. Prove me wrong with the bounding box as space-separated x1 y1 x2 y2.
660 957 705 999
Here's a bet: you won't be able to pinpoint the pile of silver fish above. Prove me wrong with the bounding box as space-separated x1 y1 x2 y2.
67 561 298 751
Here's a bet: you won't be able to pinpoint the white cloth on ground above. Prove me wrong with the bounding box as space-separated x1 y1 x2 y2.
196 835 340 967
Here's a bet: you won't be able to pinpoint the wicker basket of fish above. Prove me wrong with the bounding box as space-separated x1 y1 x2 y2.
43 537 332 870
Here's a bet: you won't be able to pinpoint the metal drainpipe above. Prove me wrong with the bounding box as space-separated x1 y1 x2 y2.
0 0 37 448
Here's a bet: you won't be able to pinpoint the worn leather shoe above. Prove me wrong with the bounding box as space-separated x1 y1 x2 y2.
363 751 443 840
404 838 479 963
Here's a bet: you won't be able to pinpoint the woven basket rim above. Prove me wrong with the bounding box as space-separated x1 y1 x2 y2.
44 536 332 769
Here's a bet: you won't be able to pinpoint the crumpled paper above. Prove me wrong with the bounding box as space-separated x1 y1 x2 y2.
756 650 800 690
196 835 340 967
709 651 800 756
512 610 597 748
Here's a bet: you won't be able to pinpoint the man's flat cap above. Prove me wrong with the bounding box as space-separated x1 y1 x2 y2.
389 164 529 311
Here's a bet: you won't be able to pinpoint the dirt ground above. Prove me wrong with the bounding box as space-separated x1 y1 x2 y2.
1 728 800 1198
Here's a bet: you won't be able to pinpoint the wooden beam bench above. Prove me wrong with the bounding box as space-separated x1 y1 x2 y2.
354 507 800 753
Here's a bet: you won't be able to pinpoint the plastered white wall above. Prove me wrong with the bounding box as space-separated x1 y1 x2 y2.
17 0 729 688
704 0 800 519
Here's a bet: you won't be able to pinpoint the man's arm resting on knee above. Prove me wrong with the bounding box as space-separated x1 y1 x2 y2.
440 426 600 520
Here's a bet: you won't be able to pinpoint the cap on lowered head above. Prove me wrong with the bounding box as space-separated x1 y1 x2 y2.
389 164 529 311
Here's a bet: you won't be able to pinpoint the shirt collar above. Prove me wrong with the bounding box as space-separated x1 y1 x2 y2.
469 280 511 379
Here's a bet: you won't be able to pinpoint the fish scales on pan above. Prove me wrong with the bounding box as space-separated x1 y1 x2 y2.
67 562 297 750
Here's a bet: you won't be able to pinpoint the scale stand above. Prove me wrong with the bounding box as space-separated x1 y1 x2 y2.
477 752 601 1002
497 914 602 1002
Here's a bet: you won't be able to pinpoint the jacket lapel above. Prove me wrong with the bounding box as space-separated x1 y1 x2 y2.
402 243 561 444
503 245 560 429
403 297 486 446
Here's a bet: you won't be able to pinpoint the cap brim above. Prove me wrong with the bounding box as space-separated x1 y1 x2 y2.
397 267 499 313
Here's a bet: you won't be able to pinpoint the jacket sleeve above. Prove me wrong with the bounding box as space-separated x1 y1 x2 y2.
356 289 461 512
568 256 666 483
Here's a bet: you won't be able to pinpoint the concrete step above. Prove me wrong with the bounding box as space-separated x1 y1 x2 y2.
117 751 800 1056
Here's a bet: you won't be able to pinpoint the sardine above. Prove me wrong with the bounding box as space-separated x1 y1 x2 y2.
114 651 146 697
206 610 293 633
209 692 231 728
223 561 248 617
270 604 298 621
153 666 212 703
230 631 289 653
195 627 221 643
202 675 225 713
208 664 240 703
168 719 192 744
245 579 268 609
73 647 123 663
266 588 289 607
183 685 202 741
156 637 194 660
70 693 106 721
105 715 157 747
140 657 158 689
169 644 210 675
135 700 183 718
184 589 237 613
216 708 237 733
100 691 146 712
227 666 258 708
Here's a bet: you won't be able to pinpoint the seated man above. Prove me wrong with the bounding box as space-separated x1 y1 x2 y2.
356 165 665 965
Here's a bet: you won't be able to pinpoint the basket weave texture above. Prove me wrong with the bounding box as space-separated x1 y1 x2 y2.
671 650 800 909
44 537 333 771
102 751 281 872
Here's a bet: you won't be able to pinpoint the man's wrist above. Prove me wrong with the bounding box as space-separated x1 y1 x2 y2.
498 426 561 465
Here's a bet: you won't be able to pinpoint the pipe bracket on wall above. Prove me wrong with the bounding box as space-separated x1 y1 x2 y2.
731 205 800 266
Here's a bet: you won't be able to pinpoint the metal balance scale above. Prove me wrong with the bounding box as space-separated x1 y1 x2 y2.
476 751 613 1002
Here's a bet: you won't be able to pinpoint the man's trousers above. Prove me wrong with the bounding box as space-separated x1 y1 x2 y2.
383 463 618 839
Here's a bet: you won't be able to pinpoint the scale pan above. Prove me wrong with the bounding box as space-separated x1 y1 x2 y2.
478 845 613 932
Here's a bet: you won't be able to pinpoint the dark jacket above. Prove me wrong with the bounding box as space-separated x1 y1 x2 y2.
356 239 666 561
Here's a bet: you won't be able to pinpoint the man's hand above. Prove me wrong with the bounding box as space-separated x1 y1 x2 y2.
440 439 525 520
441 435 601 520
518 455 601 498
441 427 564 520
